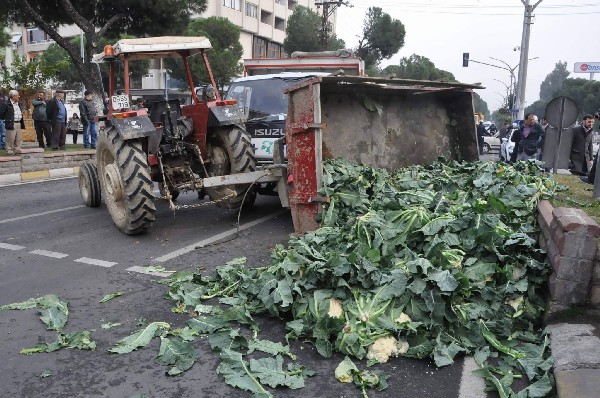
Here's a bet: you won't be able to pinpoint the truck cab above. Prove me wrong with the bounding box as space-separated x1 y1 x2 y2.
225 50 365 165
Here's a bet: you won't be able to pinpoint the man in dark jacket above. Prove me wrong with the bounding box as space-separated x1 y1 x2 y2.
511 113 544 161
0 92 6 149
569 114 594 174
45 90 68 150
79 91 98 149
0 90 25 155
32 90 51 148
477 121 486 155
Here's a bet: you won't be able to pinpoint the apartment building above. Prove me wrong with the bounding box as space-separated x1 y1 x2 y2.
203 0 318 59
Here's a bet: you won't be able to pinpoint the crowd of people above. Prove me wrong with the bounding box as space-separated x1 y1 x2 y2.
0 89 104 153
492 112 597 184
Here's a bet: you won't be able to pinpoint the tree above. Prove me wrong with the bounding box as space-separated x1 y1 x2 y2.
5 0 207 104
38 41 80 90
524 100 548 119
539 61 570 101
0 13 9 48
381 54 456 81
283 6 345 54
473 93 490 119
165 17 243 92
0 54 59 107
357 7 405 70
554 78 600 116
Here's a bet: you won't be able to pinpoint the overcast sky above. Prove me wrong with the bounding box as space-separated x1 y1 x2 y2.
335 0 600 114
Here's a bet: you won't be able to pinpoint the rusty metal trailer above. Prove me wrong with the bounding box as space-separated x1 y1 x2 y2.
282 75 482 234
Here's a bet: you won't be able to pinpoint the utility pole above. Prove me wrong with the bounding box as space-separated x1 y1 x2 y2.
315 0 350 51
515 0 543 120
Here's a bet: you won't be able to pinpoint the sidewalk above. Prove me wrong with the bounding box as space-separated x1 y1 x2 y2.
0 138 95 185
546 306 600 398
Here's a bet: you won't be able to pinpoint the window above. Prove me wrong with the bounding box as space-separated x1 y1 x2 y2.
253 36 268 58
261 9 272 25
26 27 51 44
267 42 283 58
275 0 286 5
222 0 241 11
288 0 297 11
245 2 258 18
274 17 285 31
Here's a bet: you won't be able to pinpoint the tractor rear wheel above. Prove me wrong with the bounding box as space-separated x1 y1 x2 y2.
205 126 257 209
79 162 101 207
96 127 156 234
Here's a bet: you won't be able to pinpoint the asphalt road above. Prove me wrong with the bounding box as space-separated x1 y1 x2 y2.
0 177 479 398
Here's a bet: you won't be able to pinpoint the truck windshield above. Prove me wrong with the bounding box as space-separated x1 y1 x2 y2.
225 78 304 120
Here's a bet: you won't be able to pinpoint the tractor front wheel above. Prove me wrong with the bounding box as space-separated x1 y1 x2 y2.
96 127 156 234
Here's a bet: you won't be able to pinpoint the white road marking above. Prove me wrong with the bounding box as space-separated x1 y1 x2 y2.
0 242 26 250
458 356 486 398
126 266 172 278
154 210 288 263
74 257 117 268
0 205 85 224
30 249 69 259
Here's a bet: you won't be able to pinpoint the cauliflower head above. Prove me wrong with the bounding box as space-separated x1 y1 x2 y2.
365 336 408 364
328 298 343 318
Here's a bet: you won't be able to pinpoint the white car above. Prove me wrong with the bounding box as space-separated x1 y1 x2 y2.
483 132 501 154
500 129 516 161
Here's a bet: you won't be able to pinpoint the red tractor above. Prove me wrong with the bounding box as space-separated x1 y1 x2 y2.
79 37 263 234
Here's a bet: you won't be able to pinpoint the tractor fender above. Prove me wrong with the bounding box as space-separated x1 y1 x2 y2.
110 115 159 140
207 104 246 127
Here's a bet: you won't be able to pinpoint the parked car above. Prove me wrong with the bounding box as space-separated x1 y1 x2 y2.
483 131 501 154
500 129 516 161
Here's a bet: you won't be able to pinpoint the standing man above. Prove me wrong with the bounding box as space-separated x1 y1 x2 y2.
511 113 544 161
32 90 51 148
0 91 7 150
79 91 98 149
0 90 25 155
569 114 594 174
45 90 68 150
477 121 486 155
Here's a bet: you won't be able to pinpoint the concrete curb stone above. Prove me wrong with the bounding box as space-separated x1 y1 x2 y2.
0 166 79 186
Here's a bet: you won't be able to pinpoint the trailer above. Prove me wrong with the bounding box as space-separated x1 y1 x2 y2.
282 75 481 234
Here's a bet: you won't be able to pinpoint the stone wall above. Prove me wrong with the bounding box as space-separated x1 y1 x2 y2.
0 149 96 175
538 200 600 306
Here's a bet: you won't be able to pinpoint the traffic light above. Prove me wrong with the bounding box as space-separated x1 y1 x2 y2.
462 53 469 67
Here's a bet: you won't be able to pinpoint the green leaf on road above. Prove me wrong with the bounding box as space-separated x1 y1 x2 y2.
156 337 199 376
248 339 296 360
37 295 69 331
21 331 96 354
109 322 170 354
99 292 123 303
216 349 272 397
249 355 306 389
0 297 39 310
40 370 52 378
101 322 122 329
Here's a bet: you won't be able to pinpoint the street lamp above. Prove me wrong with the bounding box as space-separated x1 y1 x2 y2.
489 56 539 119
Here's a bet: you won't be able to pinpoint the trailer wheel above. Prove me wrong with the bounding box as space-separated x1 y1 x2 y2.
96 127 156 234
205 126 257 209
79 162 101 207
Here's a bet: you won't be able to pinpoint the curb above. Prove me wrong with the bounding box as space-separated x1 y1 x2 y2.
0 166 80 186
